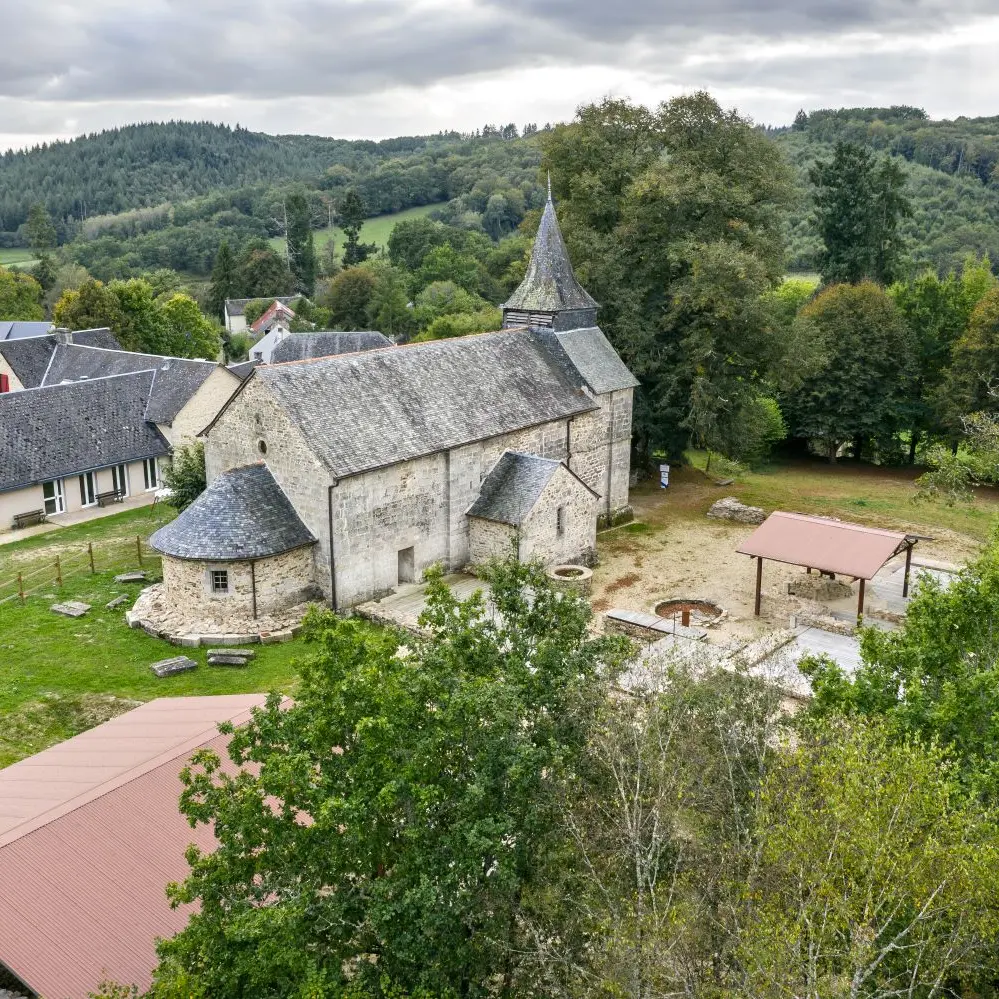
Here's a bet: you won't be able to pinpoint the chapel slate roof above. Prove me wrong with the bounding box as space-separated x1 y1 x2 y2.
0 330 123 389
0 371 170 493
41 344 225 424
502 193 598 314
227 359 259 380
0 321 52 341
542 326 640 395
250 327 598 479
150 463 316 560
270 330 392 364
467 451 581 526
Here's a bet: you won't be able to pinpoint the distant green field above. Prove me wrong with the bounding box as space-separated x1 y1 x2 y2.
270 203 441 259
0 248 38 268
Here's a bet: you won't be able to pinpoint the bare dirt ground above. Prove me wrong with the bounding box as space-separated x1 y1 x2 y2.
591 466 982 644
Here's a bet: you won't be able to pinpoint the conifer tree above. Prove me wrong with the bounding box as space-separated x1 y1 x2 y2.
285 192 317 297
208 240 237 320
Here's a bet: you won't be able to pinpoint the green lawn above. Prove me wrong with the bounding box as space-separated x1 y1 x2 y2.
0 248 38 268
0 506 308 767
270 203 441 259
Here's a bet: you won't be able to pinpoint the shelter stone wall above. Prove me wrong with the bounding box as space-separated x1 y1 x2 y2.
468 518 517 565
520 464 597 566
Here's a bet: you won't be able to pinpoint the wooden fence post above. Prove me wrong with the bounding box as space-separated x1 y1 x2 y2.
17 573 24 605
88 542 95 574
136 536 143 566
55 555 62 587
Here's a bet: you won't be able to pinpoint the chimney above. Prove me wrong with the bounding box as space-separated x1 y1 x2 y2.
53 327 73 345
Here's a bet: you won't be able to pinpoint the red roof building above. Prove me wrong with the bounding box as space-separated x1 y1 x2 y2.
0 695 269 998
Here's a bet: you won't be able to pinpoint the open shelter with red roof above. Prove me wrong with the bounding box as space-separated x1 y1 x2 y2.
736 511 922 624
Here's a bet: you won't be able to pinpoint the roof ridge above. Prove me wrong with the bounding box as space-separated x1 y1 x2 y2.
12 366 159 395
56 343 218 366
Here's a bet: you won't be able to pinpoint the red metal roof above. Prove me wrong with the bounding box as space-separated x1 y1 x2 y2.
0 695 269 999
736 511 910 580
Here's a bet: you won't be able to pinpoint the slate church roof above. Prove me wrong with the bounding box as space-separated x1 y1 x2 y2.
150 463 316 561
270 330 391 364
41 344 227 424
0 329 121 389
0 371 170 493
467 451 596 526
240 328 598 480
537 326 640 395
502 189 598 315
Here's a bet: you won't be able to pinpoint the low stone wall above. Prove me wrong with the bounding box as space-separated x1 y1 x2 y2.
126 583 317 647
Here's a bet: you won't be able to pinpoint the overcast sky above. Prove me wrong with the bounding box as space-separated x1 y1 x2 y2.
2 0 997 151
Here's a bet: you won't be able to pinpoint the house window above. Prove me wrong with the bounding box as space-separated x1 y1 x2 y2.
79 471 97 508
209 569 230 595
556 506 566 538
42 479 65 515
143 458 159 491
0 373 9 393
111 463 129 498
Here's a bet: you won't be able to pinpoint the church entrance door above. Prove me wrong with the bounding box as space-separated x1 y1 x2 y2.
398 546 416 585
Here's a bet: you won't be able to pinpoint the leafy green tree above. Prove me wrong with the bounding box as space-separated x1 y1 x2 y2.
108 278 168 354
325 266 377 329
285 191 317 296
809 141 912 285
235 243 294 299
159 295 222 360
365 263 414 338
338 189 373 267
25 202 57 251
782 281 915 461
415 307 502 342
940 284 999 429
414 243 480 294
0 267 44 320
541 93 795 462
387 216 448 271
737 718 999 998
412 281 486 329
53 278 125 333
162 442 207 512
805 529 999 802
153 559 629 996
208 241 238 320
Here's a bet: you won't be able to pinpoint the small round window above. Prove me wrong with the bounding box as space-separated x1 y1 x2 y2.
258 439 267 455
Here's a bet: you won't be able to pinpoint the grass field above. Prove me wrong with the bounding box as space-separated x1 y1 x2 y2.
0 505 307 768
269 203 441 259
0 248 38 268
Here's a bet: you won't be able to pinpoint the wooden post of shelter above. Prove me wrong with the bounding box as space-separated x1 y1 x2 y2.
903 542 913 598
857 577 866 626
754 556 763 616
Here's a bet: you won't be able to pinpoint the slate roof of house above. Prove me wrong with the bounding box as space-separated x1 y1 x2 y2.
270 330 392 364
502 192 598 314
0 371 170 493
227 359 259 380
467 450 593 526
0 329 122 389
536 326 639 395
0 695 270 999
41 344 226 424
242 327 598 479
0 321 52 341
224 296 297 318
150 463 316 560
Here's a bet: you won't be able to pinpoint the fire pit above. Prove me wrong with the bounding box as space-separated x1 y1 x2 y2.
653 598 725 628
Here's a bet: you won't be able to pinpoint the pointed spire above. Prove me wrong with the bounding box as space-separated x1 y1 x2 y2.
501 181 598 329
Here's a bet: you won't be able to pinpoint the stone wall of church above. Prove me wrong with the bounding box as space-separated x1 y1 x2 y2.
520 464 597 566
568 388 633 517
467 518 517 566
205 377 335 600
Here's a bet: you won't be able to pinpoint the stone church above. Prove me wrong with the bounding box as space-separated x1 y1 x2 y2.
150 192 638 625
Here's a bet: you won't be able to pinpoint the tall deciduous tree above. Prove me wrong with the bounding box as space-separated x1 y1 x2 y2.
782 281 915 461
940 284 999 430
810 141 912 286
0 267 44 320
338 189 372 267
152 560 629 996
324 266 378 329
285 192 317 296
208 240 237 321
234 242 294 299
158 294 222 360
53 278 126 334
25 202 57 252
540 93 795 462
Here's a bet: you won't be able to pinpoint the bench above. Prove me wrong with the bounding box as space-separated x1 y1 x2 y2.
96 489 125 508
13 509 46 529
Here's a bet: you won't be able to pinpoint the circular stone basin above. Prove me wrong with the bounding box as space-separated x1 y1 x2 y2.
654 599 724 626
552 566 586 579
